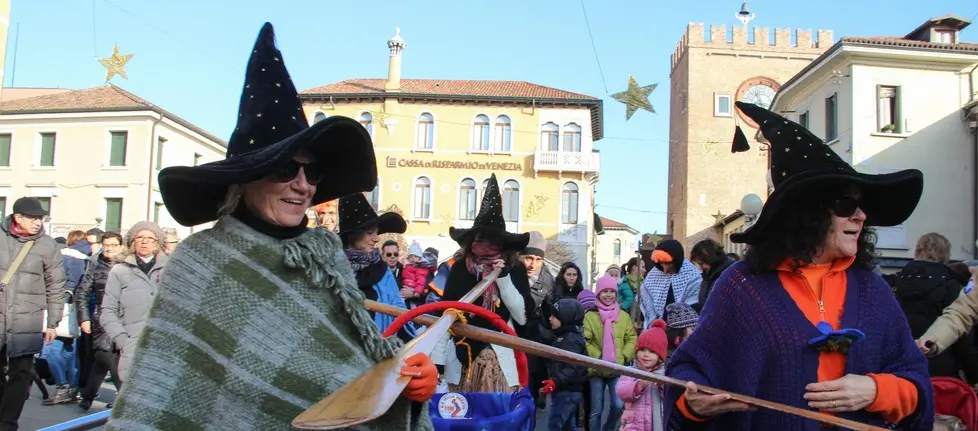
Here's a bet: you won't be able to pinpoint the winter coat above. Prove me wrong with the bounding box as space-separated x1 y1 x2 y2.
354 260 416 342
696 257 735 311
61 240 92 293
75 252 118 352
100 252 167 380
547 298 588 393
616 367 666 431
618 278 636 311
402 263 436 294
0 215 66 357
583 309 637 378
524 266 557 345
894 260 978 383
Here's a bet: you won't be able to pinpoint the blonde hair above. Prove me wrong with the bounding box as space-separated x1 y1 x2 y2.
914 232 951 263
218 184 245 217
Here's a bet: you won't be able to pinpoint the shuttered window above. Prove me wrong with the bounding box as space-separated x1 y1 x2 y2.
109 132 128 166
0 134 10 166
105 198 123 232
39 133 56 166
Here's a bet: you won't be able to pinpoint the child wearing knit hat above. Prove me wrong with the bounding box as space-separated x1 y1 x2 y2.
576 289 597 311
583 274 637 430
664 302 699 353
615 319 668 431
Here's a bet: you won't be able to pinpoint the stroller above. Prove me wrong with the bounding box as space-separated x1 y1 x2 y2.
932 376 978 430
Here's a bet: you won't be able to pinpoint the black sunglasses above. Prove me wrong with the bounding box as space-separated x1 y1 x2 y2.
831 196 864 218
269 160 321 185
385 252 399 258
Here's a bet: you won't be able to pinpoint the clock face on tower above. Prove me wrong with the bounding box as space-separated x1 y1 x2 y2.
735 77 781 128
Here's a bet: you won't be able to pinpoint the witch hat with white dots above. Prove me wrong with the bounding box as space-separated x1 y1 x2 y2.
729 101 923 244
449 173 530 250
157 22 378 227
337 193 406 236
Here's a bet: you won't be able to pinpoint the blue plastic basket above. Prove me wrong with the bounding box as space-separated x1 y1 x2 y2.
429 387 535 431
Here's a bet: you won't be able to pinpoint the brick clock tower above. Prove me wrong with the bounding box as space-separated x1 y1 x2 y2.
666 21 833 248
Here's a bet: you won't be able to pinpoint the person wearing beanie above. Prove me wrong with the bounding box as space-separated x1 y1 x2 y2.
401 241 437 309
664 302 699 353
577 289 597 311
583 274 637 431
518 231 557 409
100 220 168 382
541 298 589 430
617 319 669 431
638 239 702 327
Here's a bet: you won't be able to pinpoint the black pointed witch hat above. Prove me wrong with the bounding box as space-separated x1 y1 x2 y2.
337 193 406 236
449 174 530 250
158 23 377 227
730 101 923 244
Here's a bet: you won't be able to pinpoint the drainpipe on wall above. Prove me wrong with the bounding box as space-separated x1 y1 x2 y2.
973 120 978 259
146 113 164 222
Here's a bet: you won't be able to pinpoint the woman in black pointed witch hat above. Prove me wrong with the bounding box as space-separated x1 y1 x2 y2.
663 101 933 430
338 193 417 342
106 23 438 430
435 174 535 393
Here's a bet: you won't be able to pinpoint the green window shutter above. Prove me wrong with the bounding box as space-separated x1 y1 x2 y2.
105 198 123 232
0 134 10 166
40 133 56 166
894 86 904 133
36 197 51 217
110 132 128 166
0 197 6 218
156 137 166 170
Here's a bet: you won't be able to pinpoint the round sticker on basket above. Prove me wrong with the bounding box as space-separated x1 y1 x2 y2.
437 393 469 418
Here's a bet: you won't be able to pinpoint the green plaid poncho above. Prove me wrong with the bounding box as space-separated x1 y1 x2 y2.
105 216 432 430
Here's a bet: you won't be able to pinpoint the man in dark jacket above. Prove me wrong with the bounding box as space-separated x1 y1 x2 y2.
0 197 66 429
519 231 556 409
542 298 588 429
689 239 735 312
893 232 978 384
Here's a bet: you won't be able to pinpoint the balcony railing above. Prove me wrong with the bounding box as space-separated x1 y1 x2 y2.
533 151 600 173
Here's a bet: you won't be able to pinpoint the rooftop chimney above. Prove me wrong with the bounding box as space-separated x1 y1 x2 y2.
385 28 405 92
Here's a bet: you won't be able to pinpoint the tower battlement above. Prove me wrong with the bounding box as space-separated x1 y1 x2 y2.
672 22 834 71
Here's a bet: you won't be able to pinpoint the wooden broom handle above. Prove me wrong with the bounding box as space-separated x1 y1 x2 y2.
365 300 891 431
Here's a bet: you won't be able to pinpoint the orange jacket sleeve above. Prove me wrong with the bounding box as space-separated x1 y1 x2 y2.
865 373 919 424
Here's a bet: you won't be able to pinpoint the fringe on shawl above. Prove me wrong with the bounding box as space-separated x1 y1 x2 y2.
283 227 402 363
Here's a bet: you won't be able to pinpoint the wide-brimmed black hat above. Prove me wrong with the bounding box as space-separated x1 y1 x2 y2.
729 101 923 244
158 23 377 227
449 174 530 250
337 193 406 236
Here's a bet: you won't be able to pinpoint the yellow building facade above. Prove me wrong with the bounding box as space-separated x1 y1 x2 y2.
300 29 603 275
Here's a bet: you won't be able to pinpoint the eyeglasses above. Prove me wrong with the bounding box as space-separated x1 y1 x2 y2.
102 243 121 248
133 236 157 243
269 159 321 185
385 252 398 258
831 196 864 218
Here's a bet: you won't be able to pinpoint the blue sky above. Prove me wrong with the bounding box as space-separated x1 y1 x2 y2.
5 0 976 235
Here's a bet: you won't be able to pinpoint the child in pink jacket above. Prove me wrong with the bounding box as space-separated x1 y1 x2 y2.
615 319 668 431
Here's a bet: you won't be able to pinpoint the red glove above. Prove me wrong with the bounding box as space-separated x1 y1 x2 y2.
400 353 438 402
540 379 556 395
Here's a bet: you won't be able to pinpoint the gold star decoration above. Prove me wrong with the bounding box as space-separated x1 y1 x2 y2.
713 211 727 224
98 44 134 84
702 139 718 156
610 75 656 120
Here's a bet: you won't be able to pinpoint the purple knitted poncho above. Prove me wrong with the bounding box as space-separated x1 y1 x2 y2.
664 261 934 430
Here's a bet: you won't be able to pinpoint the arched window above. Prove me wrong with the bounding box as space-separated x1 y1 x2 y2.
364 183 380 210
313 112 327 124
502 180 520 222
413 177 432 219
613 238 622 261
417 113 434 149
459 178 477 220
359 112 374 135
541 122 559 151
563 123 582 152
561 182 579 224
494 115 512 152
472 114 490 151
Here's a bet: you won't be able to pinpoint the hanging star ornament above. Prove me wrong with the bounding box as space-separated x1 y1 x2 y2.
610 75 656 120
98 44 134 84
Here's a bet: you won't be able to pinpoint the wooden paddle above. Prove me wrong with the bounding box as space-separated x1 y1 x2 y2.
292 267 502 430
357 300 892 431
